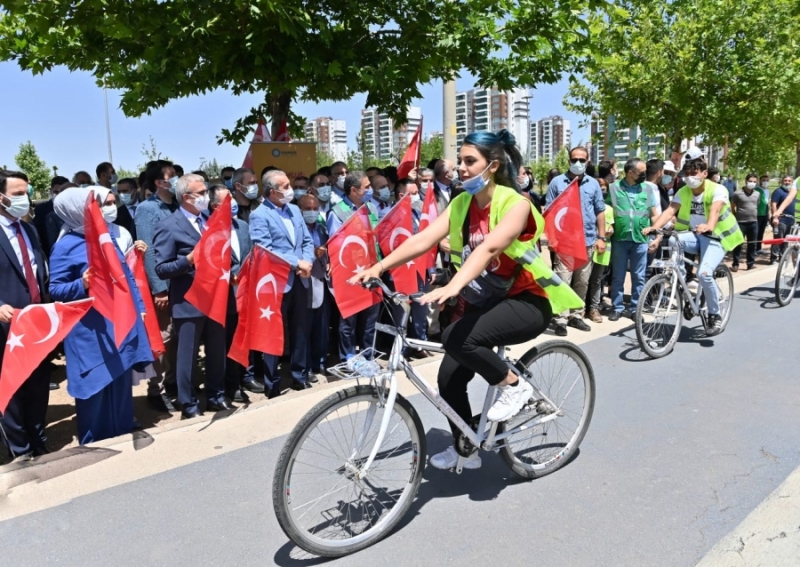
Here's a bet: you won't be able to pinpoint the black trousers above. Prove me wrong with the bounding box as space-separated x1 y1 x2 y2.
757 215 769 251
174 316 226 410
263 283 311 390
771 220 796 262
732 221 758 267
437 292 552 440
0 362 49 457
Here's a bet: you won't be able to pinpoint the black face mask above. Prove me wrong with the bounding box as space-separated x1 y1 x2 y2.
635 173 647 184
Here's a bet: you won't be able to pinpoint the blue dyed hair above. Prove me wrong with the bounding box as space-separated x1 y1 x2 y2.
462 129 523 191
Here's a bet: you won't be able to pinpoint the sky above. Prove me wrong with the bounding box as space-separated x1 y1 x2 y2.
0 61 590 180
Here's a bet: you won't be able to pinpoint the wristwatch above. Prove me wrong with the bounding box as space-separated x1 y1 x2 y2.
598 236 609 243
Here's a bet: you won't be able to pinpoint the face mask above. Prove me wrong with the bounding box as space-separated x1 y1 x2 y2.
193 195 210 211
278 189 293 206
569 160 587 176
109 173 119 185
519 177 531 190
79 184 90 189
661 175 673 186
230 200 239 216
336 175 346 189
409 193 421 204
316 186 332 202
462 164 491 195
239 183 258 200
685 175 704 189
49 191 58 201
168 176 179 194
2 194 30 219
782 183 792 190
293 189 307 201
376 188 391 202
27 184 34 198
118 192 132 206
746 182 756 190
224 178 233 190
761 181 770 189
363 188 374 201
102 204 118 223
712 175 721 182
635 172 647 184
302 210 320 225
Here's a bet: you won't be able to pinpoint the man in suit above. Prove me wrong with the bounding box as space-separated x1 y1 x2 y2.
249 169 315 396
153 174 230 419
0 171 50 460
297 194 329 379
207 184 254 402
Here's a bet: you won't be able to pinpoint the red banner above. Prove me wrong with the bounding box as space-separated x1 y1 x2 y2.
125 248 165 358
544 177 588 271
376 196 418 294
328 210 382 318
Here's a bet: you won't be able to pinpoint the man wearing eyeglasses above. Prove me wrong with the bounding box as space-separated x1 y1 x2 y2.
545 146 607 336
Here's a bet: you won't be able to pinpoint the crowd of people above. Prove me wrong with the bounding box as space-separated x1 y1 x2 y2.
0 137 797 463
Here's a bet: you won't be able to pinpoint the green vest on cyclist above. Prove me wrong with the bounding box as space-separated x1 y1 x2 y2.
673 182 744 251
605 180 654 244
447 184 584 315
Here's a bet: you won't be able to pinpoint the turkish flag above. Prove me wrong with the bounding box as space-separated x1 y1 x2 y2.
544 177 588 272
84 193 138 347
0 299 93 414
396 119 423 180
228 245 291 365
125 249 165 358
328 209 382 319
376 196 418 294
275 117 291 142
415 182 439 279
185 194 233 326
242 117 271 169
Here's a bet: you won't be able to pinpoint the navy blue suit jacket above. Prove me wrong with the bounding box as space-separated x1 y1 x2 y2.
152 210 204 320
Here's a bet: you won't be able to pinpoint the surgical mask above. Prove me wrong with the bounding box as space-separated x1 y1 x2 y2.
119 193 133 206
302 210 320 225
1 194 30 219
661 175 673 186
712 175 721 182
79 184 90 189
519 177 531 190
231 200 239 216
746 182 756 190
27 184 34 198
336 175 346 189
224 178 233 190
462 164 491 195
109 173 119 185
761 181 770 189
685 176 704 189
102 204 118 223
278 189 293 206
168 176 179 194
316 185 332 202
782 183 792 190
294 189 308 201
376 187 391 202
569 160 587 176
635 172 646 184
240 183 258 200
363 188 374 201
193 195 210 211
410 193 421 204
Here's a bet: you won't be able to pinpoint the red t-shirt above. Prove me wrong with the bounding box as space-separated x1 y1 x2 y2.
466 200 546 298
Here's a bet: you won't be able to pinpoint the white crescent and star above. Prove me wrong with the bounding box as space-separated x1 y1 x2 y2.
202 232 230 273
255 274 278 320
7 332 24 352
554 208 568 232
9 304 60 350
389 227 412 251
338 235 369 273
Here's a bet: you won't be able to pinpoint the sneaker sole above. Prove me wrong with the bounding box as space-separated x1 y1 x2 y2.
429 457 482 470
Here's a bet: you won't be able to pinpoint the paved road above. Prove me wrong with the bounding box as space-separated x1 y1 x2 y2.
2 277 799 566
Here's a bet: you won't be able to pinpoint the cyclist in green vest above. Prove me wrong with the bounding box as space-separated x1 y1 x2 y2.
643 148 744 336
351 130 582 470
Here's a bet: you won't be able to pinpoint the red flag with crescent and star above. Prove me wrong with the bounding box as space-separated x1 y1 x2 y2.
415 181 439 280
0 299 94 414
228 245 291 365
543 177 587 272
185 194 233 326
84 192 137 347
242 117 271 169
125 248 166 358
328 209 382 319
397 119 423 180
376 196 418 294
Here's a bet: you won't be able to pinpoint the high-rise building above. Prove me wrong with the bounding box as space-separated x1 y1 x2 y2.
591 115 667 164
303 117 348 162
360 106 422 161
454 87 530 158
530 115 571 162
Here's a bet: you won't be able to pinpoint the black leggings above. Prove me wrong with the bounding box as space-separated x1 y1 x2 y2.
437 292 553 439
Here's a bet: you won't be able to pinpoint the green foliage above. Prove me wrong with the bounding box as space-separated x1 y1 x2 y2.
14 141 51 198
554 146 569 173
0 0 607 145
530 156 555 192
197 158 225 179
116 166 139 180
315 150 337 172
420 135 444 168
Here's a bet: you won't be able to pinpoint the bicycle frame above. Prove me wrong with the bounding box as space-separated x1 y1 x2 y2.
352 287 565 477
656 233 706 317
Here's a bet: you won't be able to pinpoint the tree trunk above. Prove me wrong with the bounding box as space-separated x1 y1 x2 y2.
269 91 291 139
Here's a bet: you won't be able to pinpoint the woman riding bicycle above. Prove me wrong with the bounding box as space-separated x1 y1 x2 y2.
643 149 743 336
351 130 582 470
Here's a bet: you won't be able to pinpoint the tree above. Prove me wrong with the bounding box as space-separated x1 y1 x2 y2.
0 0 608 145
566 0 800 173
116 166 139 180
530 156 554 193
14 141 51 198
197 158 225 179
315 150 337 172
420 135 444 168
554 146 569 174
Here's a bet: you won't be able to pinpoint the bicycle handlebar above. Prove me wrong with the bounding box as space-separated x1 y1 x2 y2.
360 278 426 305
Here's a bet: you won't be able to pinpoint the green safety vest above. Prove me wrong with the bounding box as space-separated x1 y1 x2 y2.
448 184 584 315
673 182 744 252
607 181 652 244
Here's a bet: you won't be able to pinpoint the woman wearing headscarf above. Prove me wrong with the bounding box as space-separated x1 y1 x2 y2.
49 186 153 444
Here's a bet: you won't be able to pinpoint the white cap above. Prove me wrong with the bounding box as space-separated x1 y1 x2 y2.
683 146 705 161
663 161 677 173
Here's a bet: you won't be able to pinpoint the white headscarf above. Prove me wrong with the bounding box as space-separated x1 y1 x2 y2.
54 185 112 239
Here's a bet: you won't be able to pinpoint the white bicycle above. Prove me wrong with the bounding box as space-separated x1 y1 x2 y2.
272 278 596 557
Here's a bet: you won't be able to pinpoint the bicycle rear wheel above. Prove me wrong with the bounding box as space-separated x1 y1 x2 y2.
713 264 735 330
775 246 799 307
635 274 683 358
498 340 595 479
272 385 425 557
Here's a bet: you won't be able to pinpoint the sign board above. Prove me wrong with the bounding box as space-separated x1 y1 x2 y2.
250 142 317 188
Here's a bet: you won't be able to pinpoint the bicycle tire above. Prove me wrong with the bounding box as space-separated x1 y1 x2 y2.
272 385 426 558
498 340 595 479
714 264 735 331
635 274 683 359
775 246 799 307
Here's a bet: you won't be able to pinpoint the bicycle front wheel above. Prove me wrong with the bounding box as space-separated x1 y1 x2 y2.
714 264 735 330
775 246 799 307
272 385 426 558
635 273 683 359
498 340 595 479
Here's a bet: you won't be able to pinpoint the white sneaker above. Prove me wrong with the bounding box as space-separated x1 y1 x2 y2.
429 446 481 470
486 379 534 422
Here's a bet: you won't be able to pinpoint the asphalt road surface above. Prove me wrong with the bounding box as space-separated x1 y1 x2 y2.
1 278 798 566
